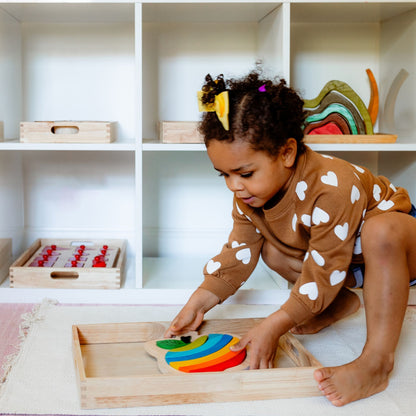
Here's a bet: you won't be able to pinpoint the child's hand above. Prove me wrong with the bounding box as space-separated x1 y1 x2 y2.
164 288 220 338
230 309 295 369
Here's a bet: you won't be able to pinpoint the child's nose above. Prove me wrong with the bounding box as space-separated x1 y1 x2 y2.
227 176 244 192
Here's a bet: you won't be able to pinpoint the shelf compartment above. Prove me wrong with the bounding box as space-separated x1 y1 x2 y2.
0 4 136 141
141 2 287 141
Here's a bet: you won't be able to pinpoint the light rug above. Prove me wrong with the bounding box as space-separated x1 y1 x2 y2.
0 299 415 416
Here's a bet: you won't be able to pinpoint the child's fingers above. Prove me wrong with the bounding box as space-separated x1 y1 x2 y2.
230 336 249 352
164 311 198 337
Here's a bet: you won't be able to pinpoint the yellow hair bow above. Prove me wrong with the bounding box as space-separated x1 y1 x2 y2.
197 90 229 131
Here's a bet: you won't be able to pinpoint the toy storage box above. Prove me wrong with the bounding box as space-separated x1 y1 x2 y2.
9 238 126 289
20 121 117 143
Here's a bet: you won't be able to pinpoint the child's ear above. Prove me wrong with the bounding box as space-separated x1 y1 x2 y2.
281 138 298 168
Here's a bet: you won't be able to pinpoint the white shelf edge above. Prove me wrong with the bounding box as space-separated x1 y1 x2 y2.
142 142 416 152
142 142 206 151
0 286 414 305
0 286 415 306
0 140 137 151
0 287 291 305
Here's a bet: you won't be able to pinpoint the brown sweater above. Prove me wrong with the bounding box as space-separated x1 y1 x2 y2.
199 146 412 324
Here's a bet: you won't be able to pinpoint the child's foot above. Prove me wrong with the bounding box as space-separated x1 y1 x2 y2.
291 288 360 334
314 353 393 406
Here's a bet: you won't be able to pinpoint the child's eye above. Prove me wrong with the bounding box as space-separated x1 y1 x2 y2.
241 172 253 178
218 172 227 177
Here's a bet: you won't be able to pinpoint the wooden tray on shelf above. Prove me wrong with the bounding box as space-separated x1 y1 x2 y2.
159 121 397 144
160 121 204 143
9 238 126 289
20 121 117 143
304 133 397 143
72 318 322 409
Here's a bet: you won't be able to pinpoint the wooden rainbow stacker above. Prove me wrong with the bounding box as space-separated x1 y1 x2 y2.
72 318 322 409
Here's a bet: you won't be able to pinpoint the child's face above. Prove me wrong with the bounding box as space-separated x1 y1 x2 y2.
207 138 297 208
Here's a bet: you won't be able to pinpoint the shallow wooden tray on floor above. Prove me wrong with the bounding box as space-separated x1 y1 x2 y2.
72 318 322 409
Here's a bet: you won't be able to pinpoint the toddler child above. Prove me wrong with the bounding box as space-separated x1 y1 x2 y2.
165 70 416 406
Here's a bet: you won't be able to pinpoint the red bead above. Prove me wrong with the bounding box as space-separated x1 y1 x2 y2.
103 245 108 250
80 245 86 250
47 249 52 255
51 245 57 251
38 260 44 267
43 254 49 260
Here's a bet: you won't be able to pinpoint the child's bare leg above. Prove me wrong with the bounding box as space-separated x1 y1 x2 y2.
262 242 360 333
315 212 416 406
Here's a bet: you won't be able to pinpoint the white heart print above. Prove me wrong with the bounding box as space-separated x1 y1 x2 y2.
292 214 297 232
231 241 246 249
321 171 338 187
299 282 319 300
236 248 251 264
330 270 346 286
352 164 364 174
296 181 308 201
378 200 394 211
351 185 360 203
312 207 330 225
206 259 221 274
334 223 349 241
311 250 325 266
302 214 311 227
373 184 381 202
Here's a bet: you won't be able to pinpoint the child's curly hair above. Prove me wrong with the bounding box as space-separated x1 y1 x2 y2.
199 70 306 158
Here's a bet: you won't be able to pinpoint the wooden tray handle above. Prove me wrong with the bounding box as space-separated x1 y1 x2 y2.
50 271 79 280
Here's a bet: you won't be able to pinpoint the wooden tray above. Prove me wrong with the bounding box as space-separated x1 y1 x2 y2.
72 319 322 409
9 238 126 289
160 121 204 143
304 133 397 143
20 121 117 143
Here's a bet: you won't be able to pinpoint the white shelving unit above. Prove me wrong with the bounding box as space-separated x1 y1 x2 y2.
0 1 416 304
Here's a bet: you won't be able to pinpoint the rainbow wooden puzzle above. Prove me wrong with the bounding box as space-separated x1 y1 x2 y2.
144 333 249 373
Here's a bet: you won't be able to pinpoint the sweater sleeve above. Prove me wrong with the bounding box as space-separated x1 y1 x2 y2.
199 198 264 302
280 180 367 324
